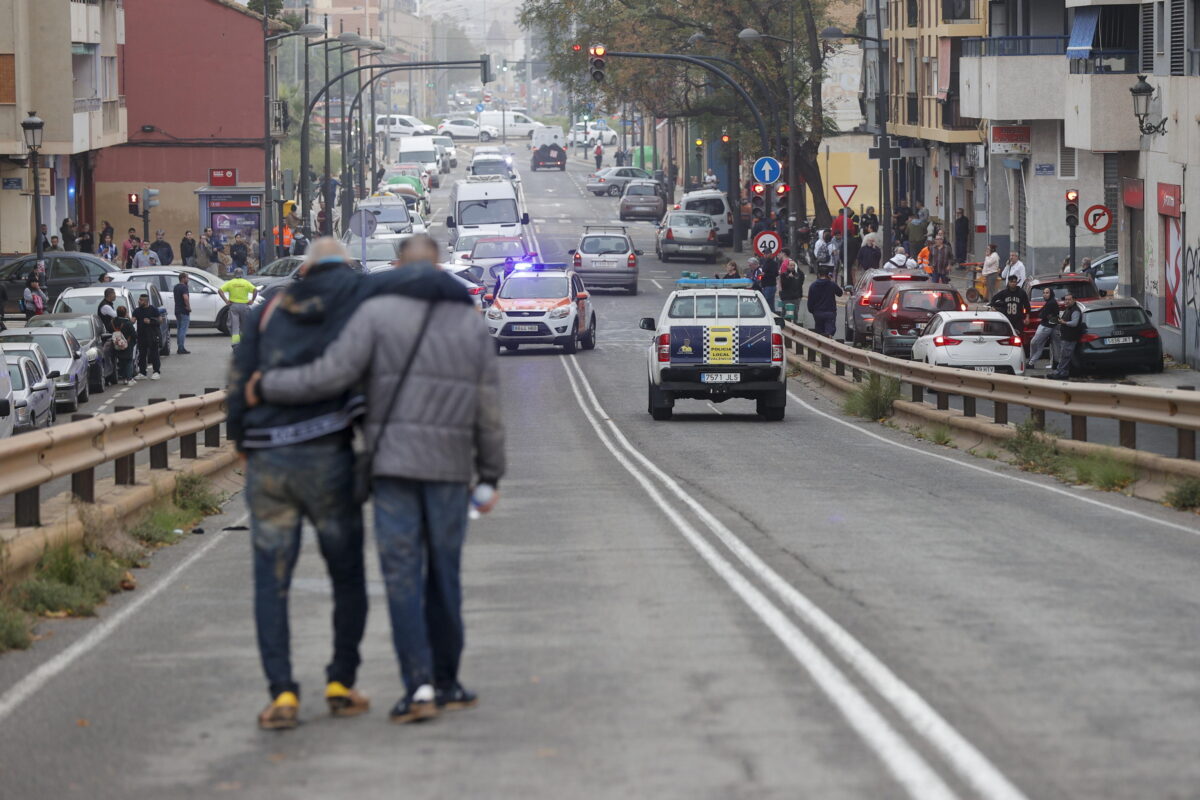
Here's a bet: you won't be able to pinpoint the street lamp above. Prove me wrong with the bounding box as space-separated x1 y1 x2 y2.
21 111 44 263
1130 74 1167 136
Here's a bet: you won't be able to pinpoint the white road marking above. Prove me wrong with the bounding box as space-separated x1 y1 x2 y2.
650 279 663 290
566 357 1030 800
789 390 1200 537
559 358 960 800
0 512 248 724
705 402 724 415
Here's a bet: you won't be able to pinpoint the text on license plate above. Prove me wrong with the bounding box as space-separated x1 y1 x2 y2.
594 261 615 268
973 366 995 373
680 245 704 251
512 324 539 332
701 373 741 383
1105 336 1133 345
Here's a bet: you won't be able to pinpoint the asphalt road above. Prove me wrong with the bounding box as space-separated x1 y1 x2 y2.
2 152 1200 799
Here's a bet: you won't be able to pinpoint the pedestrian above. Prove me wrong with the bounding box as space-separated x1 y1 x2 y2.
914 200 929 225
48 235 63 251
593 142 604 170
982 243 1001 300
38 224 51 252
60 218 76 251
219 267 258 347
76 223 94 254
1051 293 1083 380
702 168 719 190
173 273 192 354
779 252 805 315
926 232 954 284
22 277 48 320
96 287 118 334
111 306 136 383
744 257 762 289
1078 256 1094 278
856 235 882 279
906 215 926 255
97 232 118 263
718 259 741 280
814 229 837 272
100 220 114 242
807 268 843 337
132 293 162 380
831 209 858 240
230 233 250 272
258 230 273 269
1001 249 1027 289
759 253 781 312
196 229 215 273
860 206 879 236
271 222 293 258
291 230 309 257
180 230 197 267
132 240 161 268
1026 286 1060 369
121 227 139 266
953 208 970 265
884 244 918 271
989 275 1031 337
150 229 174 265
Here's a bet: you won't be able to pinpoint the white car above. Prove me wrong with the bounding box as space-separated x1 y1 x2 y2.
484 266 596 354
438 118 500 141
431 134 458 167
567 121 618 146
110 268 226 328
910 311 1026 375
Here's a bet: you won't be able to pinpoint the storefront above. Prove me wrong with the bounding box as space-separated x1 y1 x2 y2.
195 186 265 247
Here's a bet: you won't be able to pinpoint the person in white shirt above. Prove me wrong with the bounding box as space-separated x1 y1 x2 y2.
884 245 918 271
702 168 719 190
981 243 1001 300
1000 250 1026 288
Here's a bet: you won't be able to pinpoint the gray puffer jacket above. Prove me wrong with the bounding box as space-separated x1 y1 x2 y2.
259 295 505 485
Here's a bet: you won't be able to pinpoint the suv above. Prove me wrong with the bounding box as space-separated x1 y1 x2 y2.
484 267 597 354
1024 273 1099 344
870 283 967 357
1074 297 1163 374
569 226 641 295
846 269 926 345
619 180 666 221
679 189 734 245
0 252 118 317
640 279 786 420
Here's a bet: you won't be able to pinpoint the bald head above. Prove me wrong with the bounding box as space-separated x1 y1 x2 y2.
301 237 350 275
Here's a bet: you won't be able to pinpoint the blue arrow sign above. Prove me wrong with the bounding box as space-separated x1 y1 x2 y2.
475 102 485 112
753 156 782 185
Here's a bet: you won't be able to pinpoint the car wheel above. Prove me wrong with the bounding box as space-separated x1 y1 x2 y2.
628 282 639 296
608 184 621 197
504 344 520 352
78 379 89 404
216 307 230 336
559 164 566 171
648 383 673 420
581 316 597 350
480 131 491 142
561 331 578 354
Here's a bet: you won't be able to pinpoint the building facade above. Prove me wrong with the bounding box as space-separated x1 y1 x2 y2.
0 0 127 254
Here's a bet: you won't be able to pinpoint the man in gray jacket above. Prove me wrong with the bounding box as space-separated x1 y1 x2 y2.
249 238 505 724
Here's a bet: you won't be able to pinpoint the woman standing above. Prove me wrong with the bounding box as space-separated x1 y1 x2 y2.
981 242 1001 301
180 230 197 267
97 232 118 263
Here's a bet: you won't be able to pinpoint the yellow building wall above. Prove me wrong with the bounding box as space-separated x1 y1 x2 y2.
806 134 881 219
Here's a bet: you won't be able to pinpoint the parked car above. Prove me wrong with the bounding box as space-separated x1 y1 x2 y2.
0 328 90 411
110 268 227 330
911 311 1025 375
0 252 119 317
0 355 13 440
1023 273 1100 346
0 341 53 388
618 180 667 221
870 283 968 358
587 166 653 197
438 117 500 141
6 355 55 432
431 134 458 167
72 282 171 356
26 313 116 394
655 211 719 263
1073 297 1163 374
845 269 927 345
1088 252 1119 295
569 226 641 294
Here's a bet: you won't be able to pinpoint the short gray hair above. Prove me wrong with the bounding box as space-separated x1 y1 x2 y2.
303 236 350 267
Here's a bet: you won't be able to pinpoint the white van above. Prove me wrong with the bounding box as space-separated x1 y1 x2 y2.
446 175 530 246
376 114 435 137
395 136 444 188
679 189 735 246
477 110 544 139
0 360 13 440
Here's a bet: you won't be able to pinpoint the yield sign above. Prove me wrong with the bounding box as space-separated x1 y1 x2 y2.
833 185 857 208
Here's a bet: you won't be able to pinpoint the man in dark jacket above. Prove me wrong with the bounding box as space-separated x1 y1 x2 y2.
227 236 473 730
989 275 1031 338
807 268 843 336
149 230 174 266
1051 293 1083 380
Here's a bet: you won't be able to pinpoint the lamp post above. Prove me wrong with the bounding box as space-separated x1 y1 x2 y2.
1130 74 1167 136
313 32 364 235
21 111 44 264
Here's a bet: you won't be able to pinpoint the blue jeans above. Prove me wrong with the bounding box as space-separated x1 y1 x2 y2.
813 310 837 337
372 478 470 694
246 441 366 698
762 285 777 312
176 313 190 352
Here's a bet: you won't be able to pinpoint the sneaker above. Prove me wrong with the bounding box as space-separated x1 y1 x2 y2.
150 372 161 381
177 349 191 355
258 690 300 730
325 681 370 717
389 684 438 724
435 683 478 711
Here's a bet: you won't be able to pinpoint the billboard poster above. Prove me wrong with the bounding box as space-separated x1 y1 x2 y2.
211 212 261 248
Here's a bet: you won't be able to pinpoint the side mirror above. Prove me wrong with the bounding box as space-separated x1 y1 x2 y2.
844 285 855 294
521 213 531 225
576 292 589 301
484 293 494 303
1146 308 1153 317
74 349 82 358
638 317 656 331
445 216 456 229
635 249 644 256
47 370 61 379
33 380 51 393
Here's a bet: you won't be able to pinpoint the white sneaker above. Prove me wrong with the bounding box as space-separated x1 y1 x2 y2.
150 372 161 381
412 684 435 704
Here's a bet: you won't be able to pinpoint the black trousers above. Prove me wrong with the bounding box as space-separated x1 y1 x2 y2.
137 331 161 375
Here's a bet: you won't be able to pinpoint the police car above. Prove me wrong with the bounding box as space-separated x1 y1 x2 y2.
639 277 786 420
484 263 597 354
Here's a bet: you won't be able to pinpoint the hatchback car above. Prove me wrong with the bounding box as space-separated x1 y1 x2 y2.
354 199 415 237
587 166 653 197
111 268 227 330
6 355 55 432
569 227 641 294
845 268 927 345
870 283 968 358
431 135 458 167
656 211 719 263
619 180 667 221
1074 297 1163 374
82 282 171 355
27 313 116 393
911 311 1025 375
678 189 735 245
0 328 89 410
469 155 517 181
0 252 119 317
1023 273 1099 345
437 118 499 141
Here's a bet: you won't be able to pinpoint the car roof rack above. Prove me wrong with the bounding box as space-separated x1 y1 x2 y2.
464 174 507 183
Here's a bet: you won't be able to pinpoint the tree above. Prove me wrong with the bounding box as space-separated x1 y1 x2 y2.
247 0 284 18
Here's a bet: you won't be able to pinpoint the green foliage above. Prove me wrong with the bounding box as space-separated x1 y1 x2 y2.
1067 454 1136 492
247 0 284 18
14 543 124 617
1164 478 1200 510
0 601 31 652
843 374 901 420
929 425 955 447
1004 419 1064 475
174 474 223 516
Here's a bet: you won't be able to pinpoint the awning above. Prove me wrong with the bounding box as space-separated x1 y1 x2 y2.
1066 7 1100 58
937 38 952 100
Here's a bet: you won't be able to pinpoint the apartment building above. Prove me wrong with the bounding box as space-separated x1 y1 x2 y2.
0 0 127 254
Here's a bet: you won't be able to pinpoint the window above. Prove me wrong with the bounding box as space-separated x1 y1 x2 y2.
83 259 110 277
668 296 696 318
1058 122 1077 179
472 239 527 259
1169 0 1187 75
102 56 117 100
900 290 960 311
498 275 568 300
580 236 629 255
944 319 1014 337
51 259 87 279
1141 2 1156 70
683 198 725 215
1084 307 1151 329
25 362 40 388
0 54 14 104
7 363 23 391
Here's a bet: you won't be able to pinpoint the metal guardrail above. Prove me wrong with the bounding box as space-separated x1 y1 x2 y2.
0 390 228 527
781 322 1200 459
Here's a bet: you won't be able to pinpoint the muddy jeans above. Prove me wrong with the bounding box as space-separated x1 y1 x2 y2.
372 478 470 695
246 441 365 698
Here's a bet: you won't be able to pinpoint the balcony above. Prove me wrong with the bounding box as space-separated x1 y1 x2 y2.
1064 72 1142 152
1068 49 1138 74
940 97 977 131
960 37 1069 120
941 0 982 24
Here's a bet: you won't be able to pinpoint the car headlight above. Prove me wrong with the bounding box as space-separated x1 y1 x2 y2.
16 406 29 422
548 306 572 320
485 308 504 321
87 347 99 361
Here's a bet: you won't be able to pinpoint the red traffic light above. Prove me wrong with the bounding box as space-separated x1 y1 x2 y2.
720 134 731 144
571 43 582 52
775 183 790 196
751 183 766 195
1065 189 1079 203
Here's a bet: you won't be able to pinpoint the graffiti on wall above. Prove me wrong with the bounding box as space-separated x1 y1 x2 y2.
1165 218 1183 327
1171 234 1200 356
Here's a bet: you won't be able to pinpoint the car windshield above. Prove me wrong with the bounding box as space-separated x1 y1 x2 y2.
626 185 656 196
668 294 765 318
1084 307 1151 329
901 291 960 312
258 259 298 277
499 276 568 300
30 317 94 341
472 240 526 259
52 292 106 314
1035 281 1099 301
7 363 23 390
668 214 713 228
5 333 69 358
459 198 518 226
363 205 411 225
472 161 509 176
401 150 437 163
454 235 484 254
455 265 485 284
944 319 1013 337
350 240 400 261
683 198 724 215
388 168 422 178
433 137 453 147
580 236 628 255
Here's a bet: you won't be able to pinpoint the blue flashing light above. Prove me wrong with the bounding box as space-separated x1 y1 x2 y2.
675 278 755 289
512 261 533 271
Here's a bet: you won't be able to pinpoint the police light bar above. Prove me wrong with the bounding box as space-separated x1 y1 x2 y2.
506 261 569 272
674 277 754 289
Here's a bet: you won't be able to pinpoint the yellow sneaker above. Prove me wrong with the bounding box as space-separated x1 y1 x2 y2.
325 681 370 717
258 691 299 730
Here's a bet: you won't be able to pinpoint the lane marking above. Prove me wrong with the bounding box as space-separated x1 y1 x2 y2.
706 402 724 415
0 512 247 724
651 279 663 290
788 390 1200 537
566 357 1029 800
559 358 960 800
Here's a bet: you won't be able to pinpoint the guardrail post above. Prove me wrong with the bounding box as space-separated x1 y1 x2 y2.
179 394 198 459
148 398 169 469
70 413 95 503
1031 409 1045 431
807 346 816 363
962 396 976 418
1177 387 1195 459
14 487 38 527
835 360 845 378
994 402 1008 425
114 405 135 485
1071 415 1088 442
204 387 222 448
1119 420 1136 450
910 384 923 403
820 353 831 370
936 391 949 411
851 367 862 383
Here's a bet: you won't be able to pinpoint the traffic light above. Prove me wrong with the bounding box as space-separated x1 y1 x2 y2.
480 53 494 84
720 133 731 144
1065 189 1079 228
694 138 703 158
571 43 582 53
144 188 160 210
127 192 139 216
282 200 297 218
588 44 606 83
775 183 790 197
501 58 509 73
750 182 766 218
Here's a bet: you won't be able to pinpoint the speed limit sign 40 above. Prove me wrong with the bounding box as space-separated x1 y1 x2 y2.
754 230 782 258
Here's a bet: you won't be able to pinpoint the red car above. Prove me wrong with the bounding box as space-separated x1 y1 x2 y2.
870 283 968 358
1022 273 1100 344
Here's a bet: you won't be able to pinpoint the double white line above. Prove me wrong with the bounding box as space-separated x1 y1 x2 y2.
560 355 1028 800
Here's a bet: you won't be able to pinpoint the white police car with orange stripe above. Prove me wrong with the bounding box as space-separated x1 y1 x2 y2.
484 262 597 354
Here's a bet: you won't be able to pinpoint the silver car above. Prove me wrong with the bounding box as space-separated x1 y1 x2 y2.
569 227 641 295
587 166 653 197
6 355 55 432
0 328 89 411
655 211 719 263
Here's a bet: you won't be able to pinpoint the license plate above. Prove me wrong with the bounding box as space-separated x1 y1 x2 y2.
973 366 995 374
512 324 539 332
680 245 704 252
1104 336 1133 345
701 373 741 383
593 261 615 268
